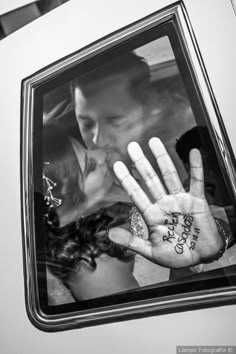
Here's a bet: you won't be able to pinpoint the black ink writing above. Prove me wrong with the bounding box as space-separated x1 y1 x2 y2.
163 213 200 254
189 227 200 250
175 243 184 254
174 214 193 254
163 216 179 243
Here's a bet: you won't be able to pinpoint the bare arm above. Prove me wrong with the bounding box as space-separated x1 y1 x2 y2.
66 255 139 300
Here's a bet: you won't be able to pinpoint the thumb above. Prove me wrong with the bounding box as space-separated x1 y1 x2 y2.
108 227 152 259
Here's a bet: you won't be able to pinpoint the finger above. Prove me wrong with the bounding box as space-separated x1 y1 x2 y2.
149 137 184 194
127 142 167 201
189 148 204 197
108 227 153 259
113 161 152 214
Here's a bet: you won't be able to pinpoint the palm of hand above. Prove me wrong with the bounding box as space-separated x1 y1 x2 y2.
110 138 224 269
144 193 222 268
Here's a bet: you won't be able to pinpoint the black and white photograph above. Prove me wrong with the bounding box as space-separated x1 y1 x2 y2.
39 32 236 307
1 0 236 350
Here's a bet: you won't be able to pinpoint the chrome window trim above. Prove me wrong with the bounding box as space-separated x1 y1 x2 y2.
21 1 236 331
230 0 236 15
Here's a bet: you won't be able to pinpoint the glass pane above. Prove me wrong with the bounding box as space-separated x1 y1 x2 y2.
25 16 236 324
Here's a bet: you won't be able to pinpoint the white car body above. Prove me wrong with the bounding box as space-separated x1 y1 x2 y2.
0 0 235 353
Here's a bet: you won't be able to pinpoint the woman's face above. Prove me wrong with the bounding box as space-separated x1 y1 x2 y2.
83 148 113 205
71 138 113 206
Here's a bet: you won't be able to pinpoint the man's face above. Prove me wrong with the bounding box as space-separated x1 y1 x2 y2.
74 76 145 168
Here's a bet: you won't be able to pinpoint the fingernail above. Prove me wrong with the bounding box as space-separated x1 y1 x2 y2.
127 142 143 160
149 137 163 151
190 149 201 165
108 228 122 243
113 161 129 179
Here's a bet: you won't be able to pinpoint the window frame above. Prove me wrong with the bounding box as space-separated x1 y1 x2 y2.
21 1 236 331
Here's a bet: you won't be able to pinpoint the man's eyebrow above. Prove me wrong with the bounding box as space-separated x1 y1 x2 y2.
106 115 124 120
77 114 93 121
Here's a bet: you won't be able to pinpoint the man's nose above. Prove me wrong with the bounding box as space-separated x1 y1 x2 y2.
92 123 110 148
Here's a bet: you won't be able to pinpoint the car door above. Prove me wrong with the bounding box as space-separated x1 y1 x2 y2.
0 0 235 353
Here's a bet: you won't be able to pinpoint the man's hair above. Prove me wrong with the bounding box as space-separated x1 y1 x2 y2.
175 126 216 164
71 52 151 104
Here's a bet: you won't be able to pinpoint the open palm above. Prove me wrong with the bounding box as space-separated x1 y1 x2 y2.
109 138 224 268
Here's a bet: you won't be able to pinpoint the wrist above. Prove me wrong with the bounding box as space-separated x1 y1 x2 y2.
203 217 231 263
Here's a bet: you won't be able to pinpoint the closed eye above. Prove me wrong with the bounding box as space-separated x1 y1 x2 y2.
83 121 95 130
84 157 97 176
108 116 126 127
78 115 95 130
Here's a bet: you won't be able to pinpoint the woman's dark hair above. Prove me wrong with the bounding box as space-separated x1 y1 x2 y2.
46 203 133 280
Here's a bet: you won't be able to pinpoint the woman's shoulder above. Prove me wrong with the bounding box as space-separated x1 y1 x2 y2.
66 254 138 300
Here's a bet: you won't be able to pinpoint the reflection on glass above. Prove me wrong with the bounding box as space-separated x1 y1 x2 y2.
41 36 236 305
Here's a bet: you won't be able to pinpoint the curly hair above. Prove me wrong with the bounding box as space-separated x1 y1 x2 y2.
45 203 133 280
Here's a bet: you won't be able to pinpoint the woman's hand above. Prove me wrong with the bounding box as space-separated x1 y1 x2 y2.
108 138 224 268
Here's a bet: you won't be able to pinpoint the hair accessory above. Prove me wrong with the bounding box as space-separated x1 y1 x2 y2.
43 172 62 209
130 206 144 238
